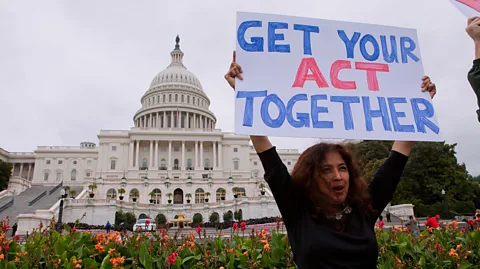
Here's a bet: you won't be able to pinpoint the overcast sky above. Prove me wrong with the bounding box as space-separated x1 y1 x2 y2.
1 0 479 175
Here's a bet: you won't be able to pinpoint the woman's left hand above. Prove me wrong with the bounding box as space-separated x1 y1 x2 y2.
421 76 436 99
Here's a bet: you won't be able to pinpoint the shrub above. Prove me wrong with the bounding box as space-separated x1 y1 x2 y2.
1 217 479 268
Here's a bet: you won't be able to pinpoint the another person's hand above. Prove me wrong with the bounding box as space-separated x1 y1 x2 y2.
466 17 480 42
224 50 243 90
421 76 436 99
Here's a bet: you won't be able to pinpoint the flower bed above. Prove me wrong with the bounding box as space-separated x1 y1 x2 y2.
1 218 480 268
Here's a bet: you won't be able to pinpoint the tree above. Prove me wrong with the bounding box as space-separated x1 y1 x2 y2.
0 161 12 191
351 141 479 217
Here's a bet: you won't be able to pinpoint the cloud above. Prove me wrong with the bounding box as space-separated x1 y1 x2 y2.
0 0 478 175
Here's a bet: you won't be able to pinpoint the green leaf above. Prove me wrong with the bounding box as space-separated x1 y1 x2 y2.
458 261 472 269
272 247 286 263
99 254 111 269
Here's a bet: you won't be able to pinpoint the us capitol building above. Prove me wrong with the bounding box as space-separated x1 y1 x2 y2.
0 37 301 234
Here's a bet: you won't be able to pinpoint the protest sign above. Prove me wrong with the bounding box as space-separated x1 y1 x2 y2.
449 0 480 18
234 12 442 142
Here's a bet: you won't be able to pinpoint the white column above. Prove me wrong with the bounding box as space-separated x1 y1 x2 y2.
181 141 185 170
163 111 167 128
135 140 140 168
186 112 189 128
19 164 23 178
194 141 198 168
150 115 153 128
170 111 174 128
200 142 204 168
11 163 15 177
27 163 32 180
218 142 223 169
193 114 196 128
149 140 153 169
129 141 134 168
168 141 172 170
155 140 159 169
213 141 217 168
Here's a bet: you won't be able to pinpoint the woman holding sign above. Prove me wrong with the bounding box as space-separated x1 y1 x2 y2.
225 51 436 269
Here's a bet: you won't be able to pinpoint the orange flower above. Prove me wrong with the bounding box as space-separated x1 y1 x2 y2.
243 251 248 256
0 254 4 261
452 220 458 229
14 256 20 262
96 234 106 243
110 257 125 268
449 248 459 258
264 243 271 251
95 243 105 253
108 248 115 256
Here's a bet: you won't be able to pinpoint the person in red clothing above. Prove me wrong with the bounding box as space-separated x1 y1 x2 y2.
424 215 440 229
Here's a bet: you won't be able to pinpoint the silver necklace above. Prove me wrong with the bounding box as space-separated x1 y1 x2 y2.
324 206 352 220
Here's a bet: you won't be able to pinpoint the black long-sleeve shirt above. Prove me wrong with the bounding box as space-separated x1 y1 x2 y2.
467 59 480 122
258 147 409 269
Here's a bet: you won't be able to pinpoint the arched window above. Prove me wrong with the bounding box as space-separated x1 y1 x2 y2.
174 159 179 170
56 170 62 181
129 188 140 202
142 158 148 169
187 159 192 169
163 95 165 102
161 159 166 169
195 188 205 204
216 188 226 202
181 95 184 102
175 94 178 102
169 94 172 102
106 188 117 199
44 170 50 181
71 169 77 180
151 188 162 204
233 187 246 197
174 188 183 204
187 96 190 103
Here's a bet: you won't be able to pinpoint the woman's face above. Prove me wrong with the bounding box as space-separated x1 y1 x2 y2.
317 151 350 207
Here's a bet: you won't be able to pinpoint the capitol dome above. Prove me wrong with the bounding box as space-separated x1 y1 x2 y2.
133 36 216 131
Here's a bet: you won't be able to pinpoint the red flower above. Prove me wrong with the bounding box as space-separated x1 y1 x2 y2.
435 243 443 252
13 235 20 241
145 219 150 225
196 226 202 235
240 222 247 231
167 252 178 265
206 250 211 256
233 223 239 231
72 226 77 233
468 219 474 226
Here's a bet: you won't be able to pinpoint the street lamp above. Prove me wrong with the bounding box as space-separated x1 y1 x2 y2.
57 188 66 232
441 189 448 219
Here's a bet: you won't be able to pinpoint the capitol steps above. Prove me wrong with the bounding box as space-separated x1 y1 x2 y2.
0 186 83 225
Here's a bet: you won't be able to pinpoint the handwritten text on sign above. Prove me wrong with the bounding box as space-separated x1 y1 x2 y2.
234 12 442 141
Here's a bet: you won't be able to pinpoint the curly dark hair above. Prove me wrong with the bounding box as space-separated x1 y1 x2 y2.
291 143 372 217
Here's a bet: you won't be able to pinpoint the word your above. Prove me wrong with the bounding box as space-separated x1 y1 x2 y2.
237 21 420 63
236 91 440 134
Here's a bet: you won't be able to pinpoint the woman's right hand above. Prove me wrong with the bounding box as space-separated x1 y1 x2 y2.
224 50 243 89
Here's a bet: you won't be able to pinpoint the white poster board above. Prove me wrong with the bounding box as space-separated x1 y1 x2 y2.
234 12 442 142
449 0 480 18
